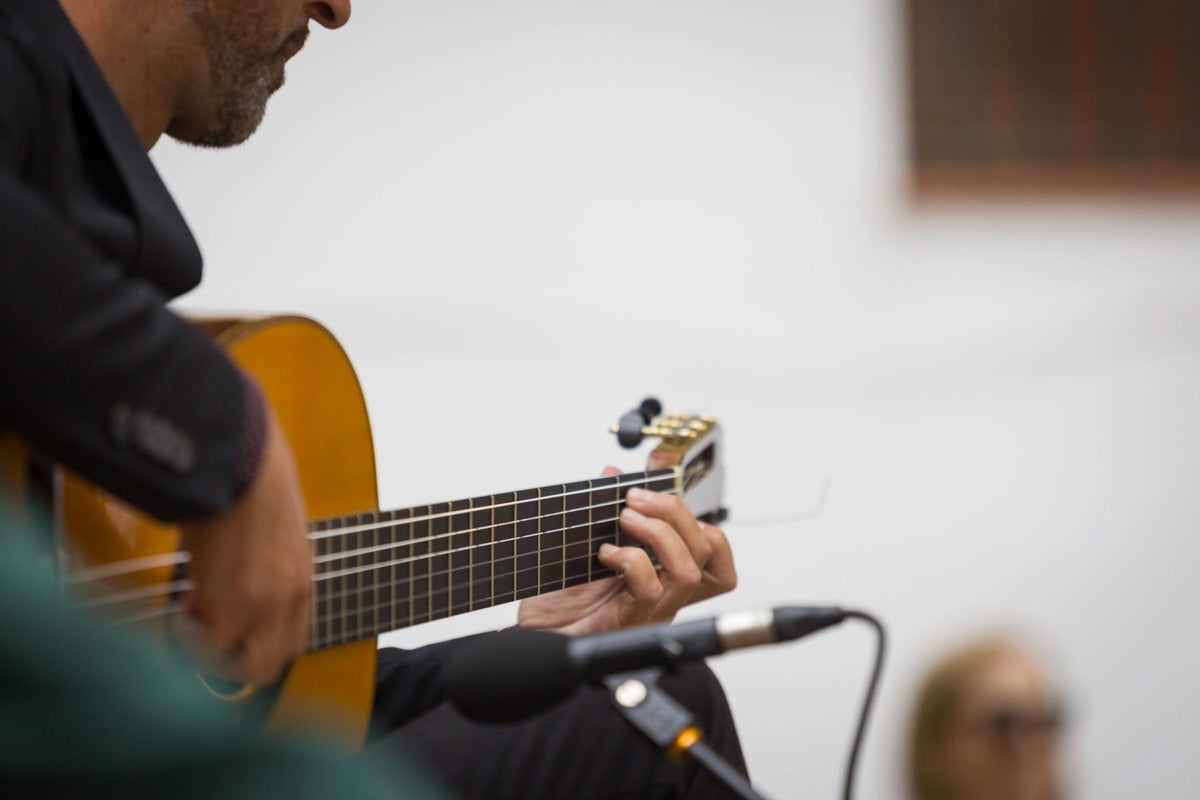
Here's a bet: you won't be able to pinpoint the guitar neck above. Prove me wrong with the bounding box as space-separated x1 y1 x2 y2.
307 468 680 652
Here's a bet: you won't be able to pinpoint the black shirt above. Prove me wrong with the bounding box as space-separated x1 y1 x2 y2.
0 0 254 521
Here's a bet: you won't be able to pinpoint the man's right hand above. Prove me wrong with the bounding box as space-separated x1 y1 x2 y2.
177 412 311 685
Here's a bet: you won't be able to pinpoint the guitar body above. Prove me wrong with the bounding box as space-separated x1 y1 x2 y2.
59 316 380 748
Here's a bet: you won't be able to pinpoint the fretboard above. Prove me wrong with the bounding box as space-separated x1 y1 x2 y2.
307 468 679 652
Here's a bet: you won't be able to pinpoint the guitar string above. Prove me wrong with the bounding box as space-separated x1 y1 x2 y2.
76 507 650 613
66 491 646 588
77 578 195 610
67 476 690 628
308 581 586 650
89 547 641 634
311 512 659 605
313 491 674 577
307 472 674 541
308 546 642 637
313 492 647 566
65 552 193 586
63 474 675 586
82 503 674 627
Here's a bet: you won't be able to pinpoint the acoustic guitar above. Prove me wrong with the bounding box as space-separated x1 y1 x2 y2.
0 316 726 748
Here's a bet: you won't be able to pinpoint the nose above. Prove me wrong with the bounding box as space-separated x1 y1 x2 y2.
305 1 351 29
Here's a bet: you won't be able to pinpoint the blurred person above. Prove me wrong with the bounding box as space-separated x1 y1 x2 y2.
908 639 1065 800
0 503 448 799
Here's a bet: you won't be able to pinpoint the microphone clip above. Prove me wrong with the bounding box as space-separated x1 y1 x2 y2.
604 669 697 756
601 669 771 800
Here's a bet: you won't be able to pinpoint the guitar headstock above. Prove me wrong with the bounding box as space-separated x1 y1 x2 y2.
612 400 727 524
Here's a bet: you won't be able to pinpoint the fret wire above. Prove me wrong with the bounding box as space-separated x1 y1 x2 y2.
347 514 358 644
587 477 594 585
361 511 371 643
369 510 381 635
340 512 353 646
498 490 516 604
357 513 367 642
446 500 464 621
314 488 676 567
308 471 674 541
332 515 344 644
347 512 359 643
535 485 543 601
560 482 567 591
385 508 397 633
396 509 406 628
355 512 365 642
412 505 429 627
467 496 474 614
406 510 414 628
430 503 450 621
563 479 591 591
467 494 492 615
537 482 564 592
313 518 327 648
489 493 495 607
409 508 420 630
453 499 471 617
514 487 538 601
369 509 380 638
490 491 508 606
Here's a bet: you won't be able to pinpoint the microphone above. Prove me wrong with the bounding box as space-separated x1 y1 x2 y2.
445 606 846 724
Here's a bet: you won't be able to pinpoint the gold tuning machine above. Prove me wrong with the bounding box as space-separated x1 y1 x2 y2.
611 399 716 450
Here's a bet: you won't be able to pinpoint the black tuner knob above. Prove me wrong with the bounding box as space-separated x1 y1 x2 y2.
616 411 646 449
638 397 662 423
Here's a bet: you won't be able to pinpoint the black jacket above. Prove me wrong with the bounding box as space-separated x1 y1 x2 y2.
0 0 253 521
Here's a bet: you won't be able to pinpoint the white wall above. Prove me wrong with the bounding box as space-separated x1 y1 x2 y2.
153 2 1200 797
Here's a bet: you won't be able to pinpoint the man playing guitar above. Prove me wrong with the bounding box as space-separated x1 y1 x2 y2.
0 1 743 796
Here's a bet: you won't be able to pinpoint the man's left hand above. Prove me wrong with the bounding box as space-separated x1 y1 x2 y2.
517 467 736 635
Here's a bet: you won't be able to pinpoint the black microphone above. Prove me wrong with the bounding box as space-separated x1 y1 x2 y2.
445 606 846 724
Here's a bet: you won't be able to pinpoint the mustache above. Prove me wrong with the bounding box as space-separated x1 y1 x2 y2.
281 26 309 55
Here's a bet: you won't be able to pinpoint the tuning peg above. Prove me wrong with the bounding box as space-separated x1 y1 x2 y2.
638 397 662 423
615 411 647 448
611 397 664 449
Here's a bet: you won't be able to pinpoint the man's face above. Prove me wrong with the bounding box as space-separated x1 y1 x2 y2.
168 0 349 148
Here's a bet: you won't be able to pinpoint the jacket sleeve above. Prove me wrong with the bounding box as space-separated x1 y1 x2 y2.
0 31 262 522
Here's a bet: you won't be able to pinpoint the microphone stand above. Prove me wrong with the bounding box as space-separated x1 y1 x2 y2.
602 669 772 800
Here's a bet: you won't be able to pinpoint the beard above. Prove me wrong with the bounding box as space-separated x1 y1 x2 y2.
184 66 280 148
170 2 304 148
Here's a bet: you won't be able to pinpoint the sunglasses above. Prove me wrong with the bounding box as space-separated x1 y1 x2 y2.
959 702 1066 741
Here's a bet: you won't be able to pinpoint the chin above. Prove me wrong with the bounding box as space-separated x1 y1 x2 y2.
167 96 271 149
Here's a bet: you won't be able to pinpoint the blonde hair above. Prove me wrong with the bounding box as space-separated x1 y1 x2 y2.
908 641 1025 800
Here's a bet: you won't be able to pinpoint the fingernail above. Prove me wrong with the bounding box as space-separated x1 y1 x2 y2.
621 506 645 523
626 488 649 504
599 543 618 557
